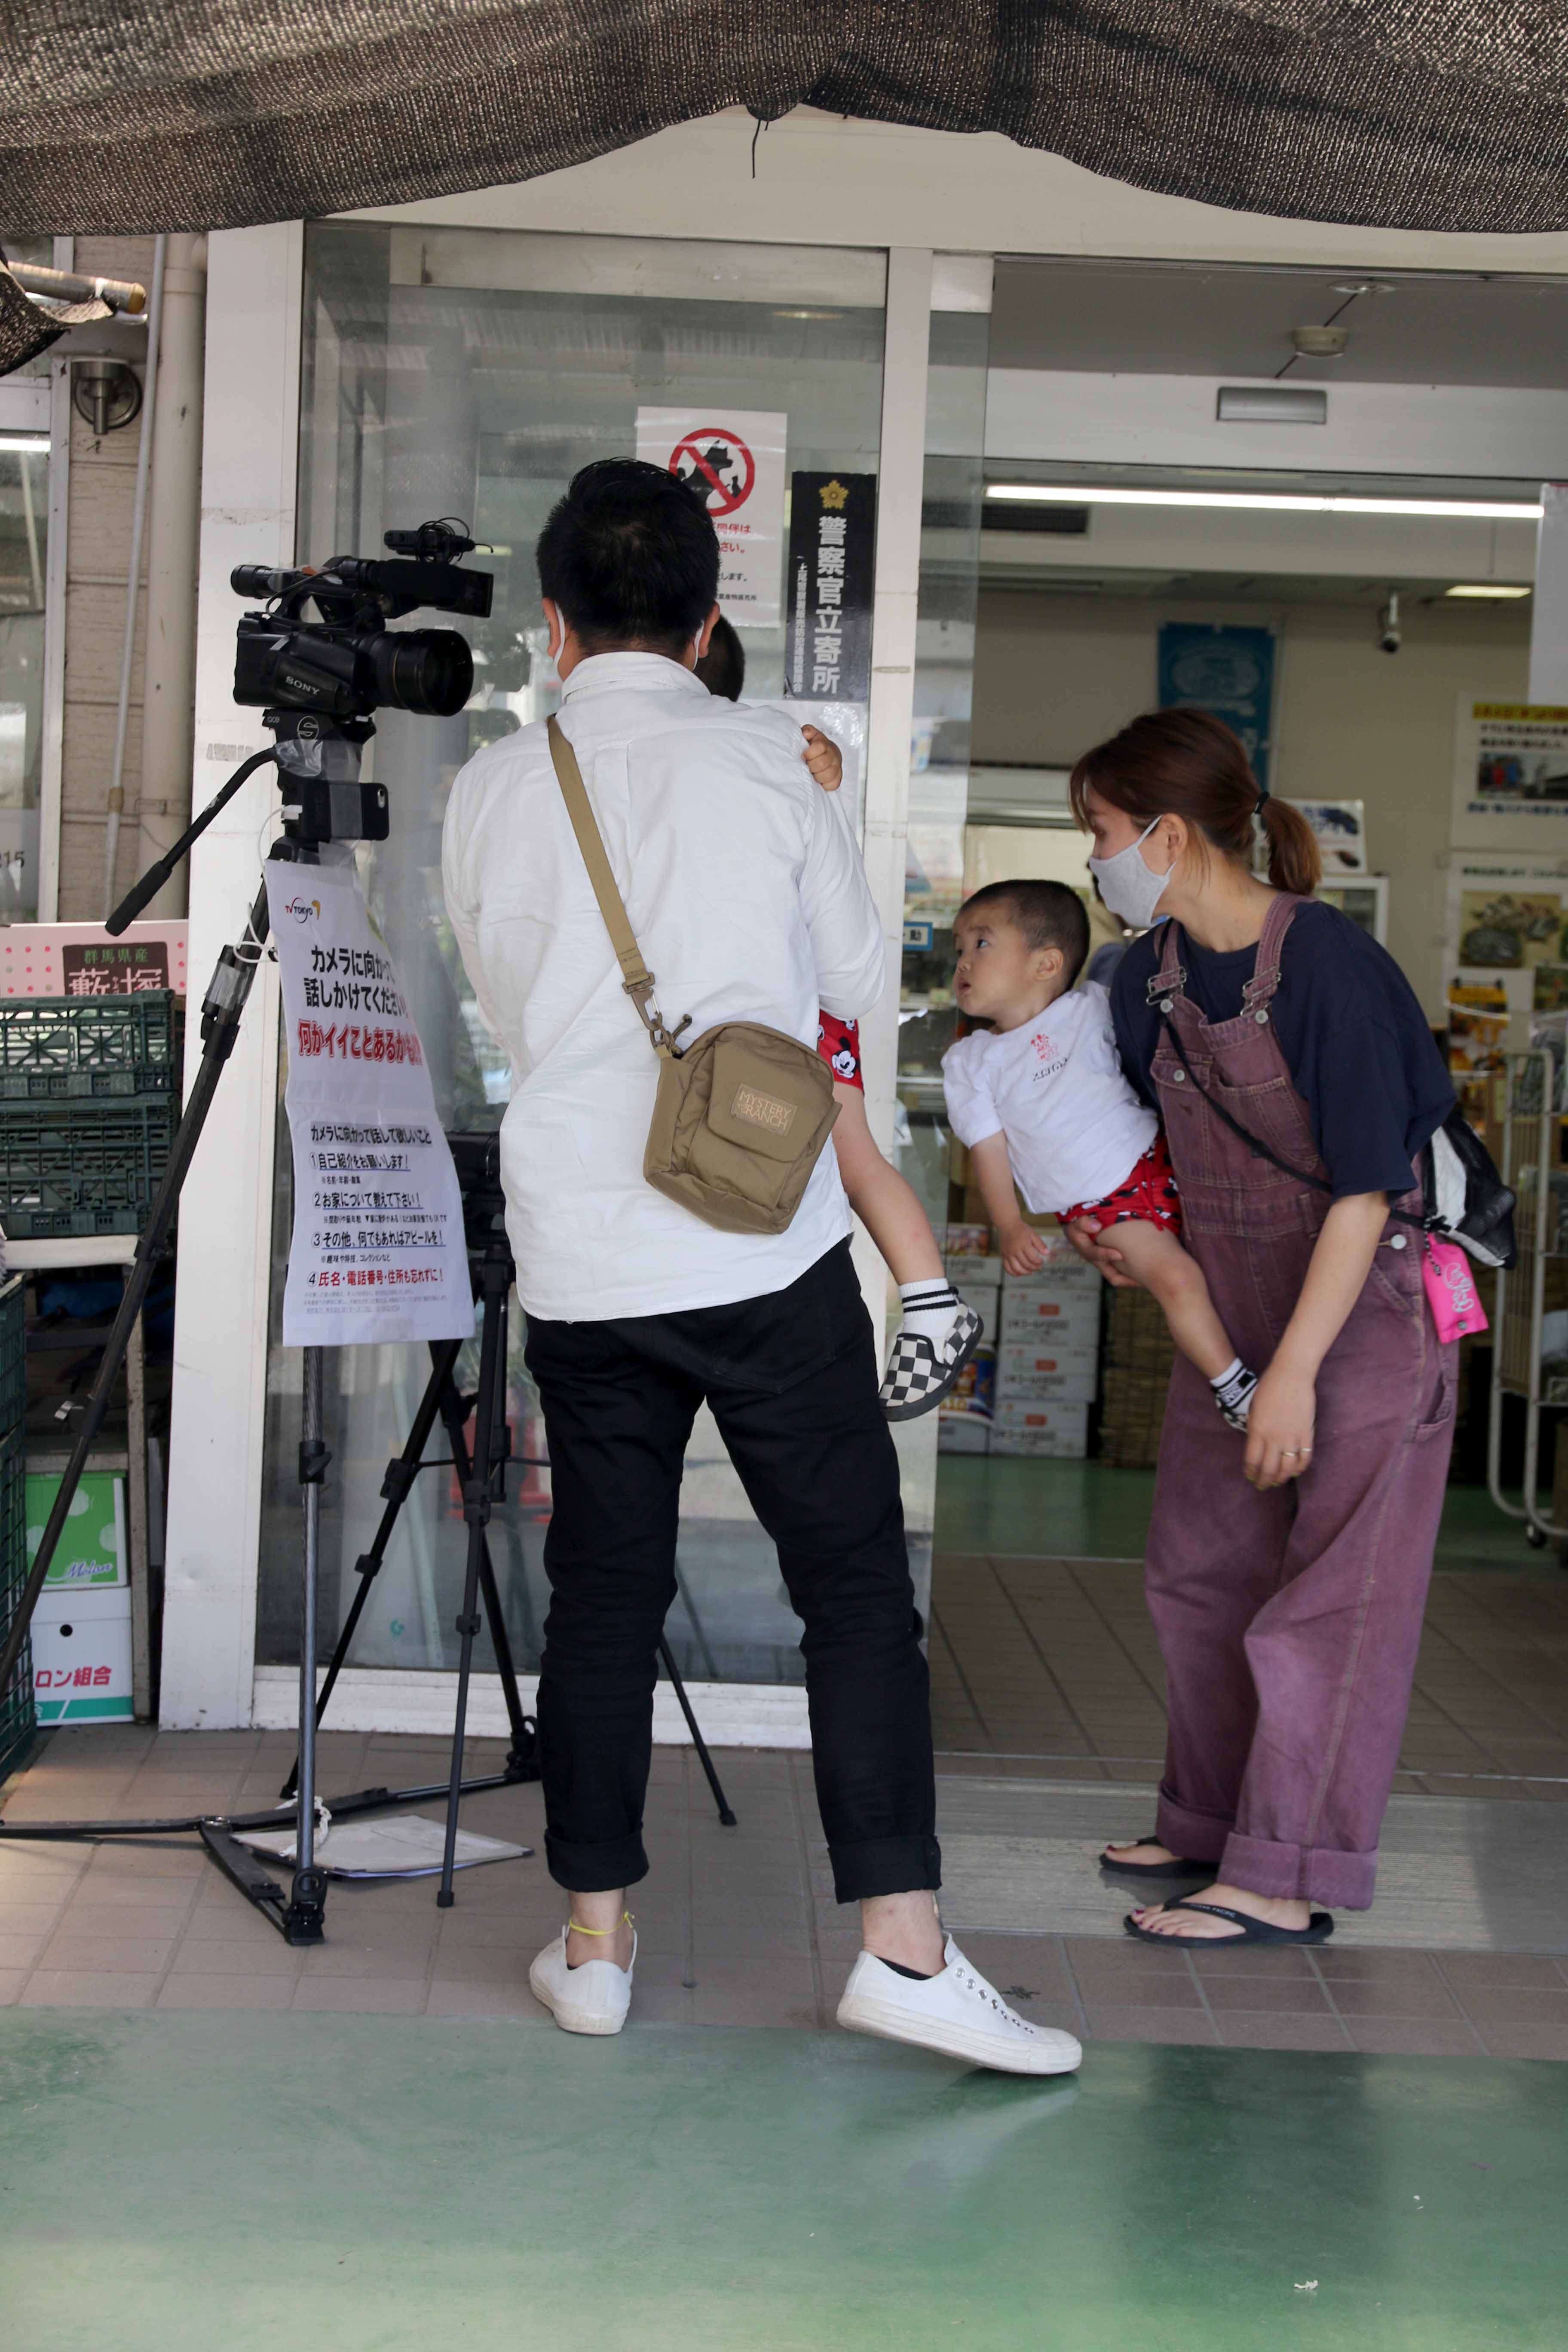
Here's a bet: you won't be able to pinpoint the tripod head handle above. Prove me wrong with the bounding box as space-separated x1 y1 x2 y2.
106 746 279 935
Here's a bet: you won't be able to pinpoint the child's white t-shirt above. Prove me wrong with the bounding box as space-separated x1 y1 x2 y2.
940 983 1158 1215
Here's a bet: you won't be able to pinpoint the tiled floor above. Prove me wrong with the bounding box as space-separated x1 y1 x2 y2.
931 1552 1568 1798
5 1723 1568 2058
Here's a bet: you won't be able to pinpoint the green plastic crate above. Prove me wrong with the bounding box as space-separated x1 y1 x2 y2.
0 993 179 1101
0 1422 34 1785
0 1098 175 1238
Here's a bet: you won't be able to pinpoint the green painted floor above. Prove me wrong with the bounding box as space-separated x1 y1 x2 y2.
3 2012 1564 2350
935 1457 1552 1571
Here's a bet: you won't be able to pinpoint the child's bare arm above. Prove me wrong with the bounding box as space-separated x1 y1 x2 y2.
968 1133 1049 1276
832 1084 943 1283
801 726 842 790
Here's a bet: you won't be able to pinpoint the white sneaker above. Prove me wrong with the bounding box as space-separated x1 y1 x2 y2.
528 1925 637 2037
837 1935 1081 2076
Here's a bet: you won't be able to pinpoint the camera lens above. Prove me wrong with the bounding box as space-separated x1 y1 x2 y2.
367 628 475 717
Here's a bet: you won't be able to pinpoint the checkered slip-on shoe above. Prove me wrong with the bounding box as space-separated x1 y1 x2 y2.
879 1302 984 1422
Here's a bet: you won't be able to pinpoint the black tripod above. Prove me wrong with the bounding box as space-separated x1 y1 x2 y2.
288 1142 737 1906
0 725 735 1936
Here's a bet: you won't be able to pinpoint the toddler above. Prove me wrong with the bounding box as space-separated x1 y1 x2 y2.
941 880 1258 1432
698 616 983 1419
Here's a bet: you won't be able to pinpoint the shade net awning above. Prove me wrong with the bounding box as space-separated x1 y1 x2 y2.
4 2 1568 361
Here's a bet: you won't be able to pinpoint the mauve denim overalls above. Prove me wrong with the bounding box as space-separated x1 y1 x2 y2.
1142 894 1457 1910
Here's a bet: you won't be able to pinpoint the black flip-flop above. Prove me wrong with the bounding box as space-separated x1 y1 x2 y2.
1123 1899 1335 1947
1099 1840 1208 1880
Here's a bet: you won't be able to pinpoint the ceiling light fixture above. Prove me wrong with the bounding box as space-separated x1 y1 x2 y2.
0 434 49 454
1444 582 1533 599
985 484 1544 521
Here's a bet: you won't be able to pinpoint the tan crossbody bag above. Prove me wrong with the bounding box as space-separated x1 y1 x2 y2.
547 716 840 1236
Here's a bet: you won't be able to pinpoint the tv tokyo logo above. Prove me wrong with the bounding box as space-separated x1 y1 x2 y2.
285 896 321 925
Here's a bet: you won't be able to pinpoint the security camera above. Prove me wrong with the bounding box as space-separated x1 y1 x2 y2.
1377 591 1402 655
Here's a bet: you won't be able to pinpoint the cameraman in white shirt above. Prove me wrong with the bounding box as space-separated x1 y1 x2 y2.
441 460 1078 2075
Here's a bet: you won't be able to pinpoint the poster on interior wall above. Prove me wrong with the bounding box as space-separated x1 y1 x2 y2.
1450 698 1568 849
1157 623 1276 785
265 854 474 1350
635 407 787 625
1442 852 1568 1069
784 471 876 704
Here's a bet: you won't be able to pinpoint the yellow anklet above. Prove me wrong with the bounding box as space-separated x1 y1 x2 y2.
567 1911 635 1936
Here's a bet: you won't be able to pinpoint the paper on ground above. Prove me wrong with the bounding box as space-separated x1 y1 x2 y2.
237 1813 530 1879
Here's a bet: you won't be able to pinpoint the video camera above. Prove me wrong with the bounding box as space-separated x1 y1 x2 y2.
231 518 494 725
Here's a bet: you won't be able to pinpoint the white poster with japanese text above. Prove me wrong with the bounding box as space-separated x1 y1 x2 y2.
1451 698 1568 851
635 407 787 625
266 855 474 1348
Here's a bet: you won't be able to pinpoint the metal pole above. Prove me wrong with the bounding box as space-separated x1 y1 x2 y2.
104 233 165 919
298 1348 323 1870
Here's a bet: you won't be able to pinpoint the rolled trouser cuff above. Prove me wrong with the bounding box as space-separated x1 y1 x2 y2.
1153 1784 1231 1866
1222 1829 1377 1911
544 1829 650 1894
829 1832 942 1905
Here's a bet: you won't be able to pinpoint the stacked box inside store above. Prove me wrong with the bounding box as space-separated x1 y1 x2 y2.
0 994 179 1238
0 1273 31 1776
939 1222 1100 1458
0 995 179 1760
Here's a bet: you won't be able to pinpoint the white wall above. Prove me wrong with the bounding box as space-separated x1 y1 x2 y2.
973 588 1530 1015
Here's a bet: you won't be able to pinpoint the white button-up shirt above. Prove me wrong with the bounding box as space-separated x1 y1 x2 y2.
441 652 887 1320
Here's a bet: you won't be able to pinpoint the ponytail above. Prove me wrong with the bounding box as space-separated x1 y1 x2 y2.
1071 707 1319 901
1258 796 1320 896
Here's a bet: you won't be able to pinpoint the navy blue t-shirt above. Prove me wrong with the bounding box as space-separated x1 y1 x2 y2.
1110 901 1454 1200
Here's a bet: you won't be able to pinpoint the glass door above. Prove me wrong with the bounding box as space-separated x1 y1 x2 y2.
257 224 889 1687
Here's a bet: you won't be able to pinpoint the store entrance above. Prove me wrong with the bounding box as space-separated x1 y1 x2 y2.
921 256 1568 1788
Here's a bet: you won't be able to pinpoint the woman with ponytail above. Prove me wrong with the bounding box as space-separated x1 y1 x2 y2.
1066 708 1456 1948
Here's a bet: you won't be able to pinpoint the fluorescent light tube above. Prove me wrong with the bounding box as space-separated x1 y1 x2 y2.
985 484 1544 521
1443 583 1532 599
0 435 49 453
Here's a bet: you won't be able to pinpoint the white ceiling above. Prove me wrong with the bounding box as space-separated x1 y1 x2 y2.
992 258 1568 391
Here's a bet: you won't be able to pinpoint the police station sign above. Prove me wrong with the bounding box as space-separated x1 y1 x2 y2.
265 853 473 1348
635 406 787 625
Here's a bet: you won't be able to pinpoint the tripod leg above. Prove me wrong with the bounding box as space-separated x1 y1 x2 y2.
283 1346 328 1944
0 878 274 1704
435 1245 508 1907
279 1336 462 1799
658 1634 737 1828
434 1264 538 1781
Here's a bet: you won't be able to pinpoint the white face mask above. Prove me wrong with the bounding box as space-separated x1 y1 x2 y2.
1088 815 1173 931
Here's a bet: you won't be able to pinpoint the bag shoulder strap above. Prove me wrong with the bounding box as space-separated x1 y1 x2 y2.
1159 1012 1432 1232
547 716 689 1058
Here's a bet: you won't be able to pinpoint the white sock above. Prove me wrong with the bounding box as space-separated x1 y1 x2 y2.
898 1280 962 1350
1209 1357 1258 1417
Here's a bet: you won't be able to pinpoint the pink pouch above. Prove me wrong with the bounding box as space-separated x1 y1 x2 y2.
1422 1235 1488 1341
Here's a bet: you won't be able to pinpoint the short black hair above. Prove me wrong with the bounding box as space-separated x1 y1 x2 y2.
958 880 1091 987
536 458 719 657
695 613 746 701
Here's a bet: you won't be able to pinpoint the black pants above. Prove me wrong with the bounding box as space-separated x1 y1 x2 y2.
523 1240 940 1905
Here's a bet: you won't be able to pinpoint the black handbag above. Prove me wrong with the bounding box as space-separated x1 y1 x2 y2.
1158 1014 1517 1271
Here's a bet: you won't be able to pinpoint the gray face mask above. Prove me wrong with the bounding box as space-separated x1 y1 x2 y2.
1088 816 1172 930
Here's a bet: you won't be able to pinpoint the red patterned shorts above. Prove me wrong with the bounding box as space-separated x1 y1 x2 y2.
816 1010 863 1090
1061 1130 1182 1235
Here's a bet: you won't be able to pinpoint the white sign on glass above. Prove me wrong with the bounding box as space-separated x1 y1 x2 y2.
634 407 787 626
266 854 475 1348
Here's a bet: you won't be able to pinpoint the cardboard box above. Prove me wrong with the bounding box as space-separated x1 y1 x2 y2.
989 1402 1089 1458
1000 1288 1102 1345
943 1224 993 1258
995 1359 1098 1406
937 1413 991 1455
31 1585 133 1724
939 1344 995 1421
1006 1260 1105 1298
28 1470 128 1592
995 1333 1098 1376
946 1254 1002 1290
